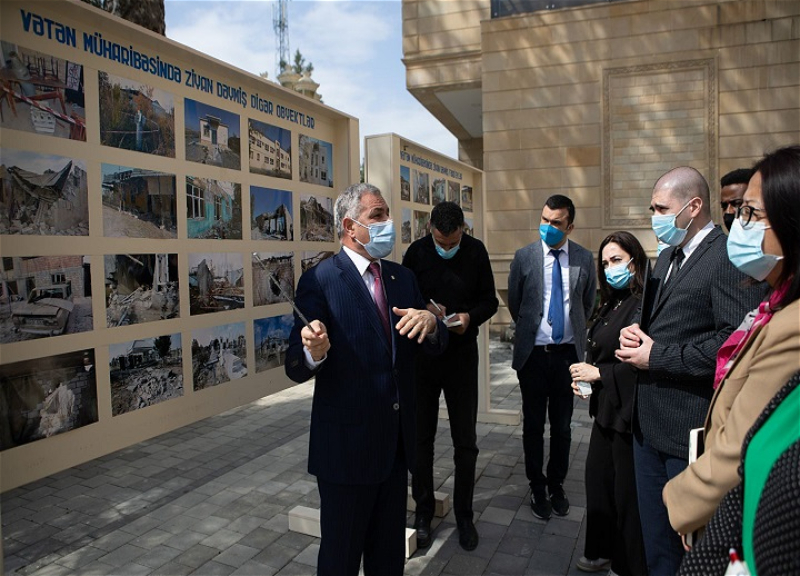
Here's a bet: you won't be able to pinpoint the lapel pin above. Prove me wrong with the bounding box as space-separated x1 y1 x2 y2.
391 275 395 280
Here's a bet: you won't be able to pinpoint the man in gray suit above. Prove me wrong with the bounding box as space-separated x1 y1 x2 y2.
617 167 766 575
508 195 596 520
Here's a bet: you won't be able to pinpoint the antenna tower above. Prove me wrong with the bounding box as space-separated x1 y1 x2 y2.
273 0 290 77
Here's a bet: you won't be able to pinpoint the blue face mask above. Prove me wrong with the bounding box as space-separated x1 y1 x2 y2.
434 240 460 260
727 219 783 281
651 200 693 246
539 223 565 247
604 260 633 290
354 219 395 259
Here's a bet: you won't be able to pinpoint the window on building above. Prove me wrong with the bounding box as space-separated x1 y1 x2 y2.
187 183 204 219
51 272 66 284
2 257 13 271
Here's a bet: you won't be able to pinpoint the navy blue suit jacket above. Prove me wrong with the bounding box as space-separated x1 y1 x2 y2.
286 251 448 485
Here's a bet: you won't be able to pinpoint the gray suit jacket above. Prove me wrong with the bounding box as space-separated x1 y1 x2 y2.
508 240 597 371
638 226 767 458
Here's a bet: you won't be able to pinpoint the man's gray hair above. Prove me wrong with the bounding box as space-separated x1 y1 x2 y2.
334 183 383 238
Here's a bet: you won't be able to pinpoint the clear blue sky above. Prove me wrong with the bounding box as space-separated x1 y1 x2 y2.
165 1 458 160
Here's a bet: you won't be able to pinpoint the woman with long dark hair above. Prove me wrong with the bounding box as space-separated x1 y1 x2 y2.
569 231 648 576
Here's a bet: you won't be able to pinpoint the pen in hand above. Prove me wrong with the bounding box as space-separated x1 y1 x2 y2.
429 299 443 315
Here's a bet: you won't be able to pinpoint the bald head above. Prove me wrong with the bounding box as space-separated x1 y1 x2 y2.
653 167 711 217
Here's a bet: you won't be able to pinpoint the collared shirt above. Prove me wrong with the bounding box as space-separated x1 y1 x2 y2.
665 221 715 282
535 239 574 346
342 245 381 303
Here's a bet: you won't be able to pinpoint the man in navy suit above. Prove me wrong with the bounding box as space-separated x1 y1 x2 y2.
285 183 448 576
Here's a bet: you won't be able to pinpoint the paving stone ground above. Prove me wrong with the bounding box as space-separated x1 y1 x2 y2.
2 338 594 576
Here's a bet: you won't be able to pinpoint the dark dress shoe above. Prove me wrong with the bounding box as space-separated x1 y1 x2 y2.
530 493 552 520
414 516 432 548
456 518 479 551
550 490 570 517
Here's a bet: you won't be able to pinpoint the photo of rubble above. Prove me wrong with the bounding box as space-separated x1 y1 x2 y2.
301 251 334 272
401 208 412 244
102 164 177 239
186 176 242 239
400 166 410 201
432 178 446 206
254 313 292 373
0 348 98 451
448 180 460 204
299 194 334 242
461 185 474 212
184 99 241 170
98 72 175 156
109 334 183 416
0 255 93 344
0 44 86 141
0 149 88 236
253 252 294 307
188 253 245 316
251 186 293 241
298 134 333 188
105 253 179 327
414 210 429 241
413 169 429 204
248 119 291 179
191 322 247 391
464 217 474 237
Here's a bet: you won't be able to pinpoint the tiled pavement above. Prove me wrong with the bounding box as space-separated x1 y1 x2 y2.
2 338 594 576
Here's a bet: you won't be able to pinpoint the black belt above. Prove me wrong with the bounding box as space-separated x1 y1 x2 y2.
534 343 574 353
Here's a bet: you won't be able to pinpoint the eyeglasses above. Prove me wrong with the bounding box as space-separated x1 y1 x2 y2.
720 199 744 210
736 205 766 229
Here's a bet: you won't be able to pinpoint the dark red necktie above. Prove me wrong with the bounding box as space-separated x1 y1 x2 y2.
368 262 391 340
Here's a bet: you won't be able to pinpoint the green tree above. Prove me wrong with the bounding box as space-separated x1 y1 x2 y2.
292 49 314 75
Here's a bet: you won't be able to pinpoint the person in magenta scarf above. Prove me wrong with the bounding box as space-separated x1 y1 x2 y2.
663 145 800 544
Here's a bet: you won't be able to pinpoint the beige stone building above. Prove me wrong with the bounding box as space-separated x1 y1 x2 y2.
403 0 800 332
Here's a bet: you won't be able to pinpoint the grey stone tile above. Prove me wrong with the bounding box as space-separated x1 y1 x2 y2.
148 560 195 576
274 531 315 551
479 506 517 526
252 543 297 570
119 515 164 537
193 515 234 535
97 543 149 567
136 544 183 568
237 527 283 550
487 552 530 575
172 543 221 568
163 530 208 551
111 562 152 575
200 528 245 550
214 543 260 568
274 561 316 576
55 545 107 569
131 528 174 549
443 553 489 575
191 559 237 575
292 543 319 567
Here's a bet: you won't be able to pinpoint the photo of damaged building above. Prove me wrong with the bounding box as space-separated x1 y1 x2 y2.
251 186 293 241
186 176 242 239
188 253 245 316
102 165 177 239
252 252 294 307
191 322 247 390
248 119 291 179
254 313 292 373
105 253 179 327
109 334 183 416
300 194 334 242
0 152 88 236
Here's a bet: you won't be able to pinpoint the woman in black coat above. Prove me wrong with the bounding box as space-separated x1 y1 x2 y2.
569 231 648 576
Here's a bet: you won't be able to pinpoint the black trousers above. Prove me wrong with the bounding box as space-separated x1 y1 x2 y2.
412 342 479 521
317 438 407 576
584 422 647 576
517 345 578 495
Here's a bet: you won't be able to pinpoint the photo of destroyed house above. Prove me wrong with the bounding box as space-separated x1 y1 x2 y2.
184 99 241 170
0 44 86 141
102 164 177 239
301 251 334 273
461 185 474 212
252 252 294 307
254 313 292 373
413 169 430 204
188 253 245 316
0 255 92 343
249 119 291 179
432 178 446 206
298 134 333 188
0 349 98 451
400 166 411 201
186 176 242 239
191 322 247 391
0 149 88 236
251 186 293 241
300 194 334 242
109 334 183 416
98 72 175 156
448 180 460 204
105 253 179 327
414 210 429 241
401 208 412 244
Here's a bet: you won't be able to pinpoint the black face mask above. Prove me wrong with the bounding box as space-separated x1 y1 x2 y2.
723 212 735 232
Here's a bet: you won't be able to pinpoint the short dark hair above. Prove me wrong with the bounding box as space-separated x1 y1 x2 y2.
596 231 648 307
430 201 464 235
752 145 800 309
544 194 575 224
721 168 754 188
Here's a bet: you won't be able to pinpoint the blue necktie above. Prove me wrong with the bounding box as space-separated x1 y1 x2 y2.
548 249 564 344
